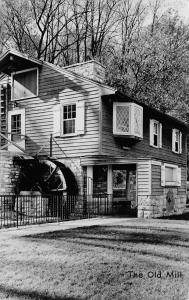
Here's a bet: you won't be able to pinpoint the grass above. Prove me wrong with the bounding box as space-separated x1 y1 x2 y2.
0 218 189 299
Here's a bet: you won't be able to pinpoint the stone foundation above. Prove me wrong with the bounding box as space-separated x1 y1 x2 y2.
0 151 21 194
57 157 83 194
138 189 186 218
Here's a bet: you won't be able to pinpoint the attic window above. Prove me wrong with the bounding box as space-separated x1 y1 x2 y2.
113 102 143 139
12 67 38 100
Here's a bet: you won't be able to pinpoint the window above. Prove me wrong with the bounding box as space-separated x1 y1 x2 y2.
113 102 143 138
150 119 162 148
53 101 85 137
11 114 21 141
63 104 76 134
93 165 108 194
172 129 182 154
161 163 181 186
12 68 38 100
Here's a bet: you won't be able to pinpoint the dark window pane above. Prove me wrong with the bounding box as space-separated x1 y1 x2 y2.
175 142 179 152
63 120 75 134
154 134 158 146
93 166 107 194
13 69 37 99
11 114 21 141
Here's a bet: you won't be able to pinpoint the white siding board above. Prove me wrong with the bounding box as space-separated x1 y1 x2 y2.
137 162 151 196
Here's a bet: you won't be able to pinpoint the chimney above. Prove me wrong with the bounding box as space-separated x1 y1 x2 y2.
64 60 105 83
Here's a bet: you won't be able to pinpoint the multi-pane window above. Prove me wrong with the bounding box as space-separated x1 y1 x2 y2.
63 104 76 134
172 129 182 154
113 102 143 138
150 119 162 148
11 114 21 141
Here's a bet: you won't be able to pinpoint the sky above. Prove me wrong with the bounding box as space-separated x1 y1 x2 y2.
0 0 189 23
159 0 189 22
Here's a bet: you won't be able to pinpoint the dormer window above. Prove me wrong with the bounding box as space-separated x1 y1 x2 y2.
113 102 143 139
12 67 38 100
172 129 182 154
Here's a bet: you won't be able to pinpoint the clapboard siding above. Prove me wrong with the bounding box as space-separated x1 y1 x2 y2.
137 162 151 195
101 99 187 165
178 167 187 194
13 64 101 157
151 165 163 196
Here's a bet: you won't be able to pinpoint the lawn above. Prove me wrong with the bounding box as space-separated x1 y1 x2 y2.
0 218 189 300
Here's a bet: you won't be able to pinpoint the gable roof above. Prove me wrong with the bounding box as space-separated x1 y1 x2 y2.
0 49 188 131
0 49 42 74
0 49 115 93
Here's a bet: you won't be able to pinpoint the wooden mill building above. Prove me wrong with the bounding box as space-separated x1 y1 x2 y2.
0 49 188 218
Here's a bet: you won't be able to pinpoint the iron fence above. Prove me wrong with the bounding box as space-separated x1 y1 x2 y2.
0 194 113 229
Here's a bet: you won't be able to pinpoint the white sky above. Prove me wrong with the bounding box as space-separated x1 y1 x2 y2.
159 0 189 22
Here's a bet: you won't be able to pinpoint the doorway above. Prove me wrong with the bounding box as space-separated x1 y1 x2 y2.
112 164 137 216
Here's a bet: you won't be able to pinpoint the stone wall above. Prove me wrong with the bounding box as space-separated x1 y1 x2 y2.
57 157 83 194
138 188 186 218
0 150 21 194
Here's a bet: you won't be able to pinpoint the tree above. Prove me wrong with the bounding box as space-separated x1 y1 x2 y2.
106 7 189 122
2 0 84 63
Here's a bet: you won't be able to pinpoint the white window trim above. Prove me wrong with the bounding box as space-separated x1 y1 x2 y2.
113 102 143 138
8 108 25 152
53 101 85 138
172 128 182 154
11 67 39 101
150 119 162 148
62 102 77 137
161 163 181 187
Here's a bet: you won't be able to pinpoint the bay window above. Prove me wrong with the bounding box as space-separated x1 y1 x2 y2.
113 102 143 139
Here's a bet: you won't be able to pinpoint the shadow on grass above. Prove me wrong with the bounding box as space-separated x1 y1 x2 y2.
23 225 189 261
0 284 82 300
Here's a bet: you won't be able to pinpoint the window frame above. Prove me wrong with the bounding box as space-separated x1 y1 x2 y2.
161 163 181 187
11 67 39 101
8 108 25 152
150 119 162 148
62 103 77 136
10 113 22 142
113 102 143 138
53 101 85 138
172 128 182 154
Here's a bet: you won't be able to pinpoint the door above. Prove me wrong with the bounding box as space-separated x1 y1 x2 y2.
112 164 137 215
8 109 25 152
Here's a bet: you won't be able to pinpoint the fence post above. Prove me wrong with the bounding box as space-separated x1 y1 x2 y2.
57 195 59 223
16 195 19 228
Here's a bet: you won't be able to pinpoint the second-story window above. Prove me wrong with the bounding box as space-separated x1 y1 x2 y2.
53 101 85 137
113 102 143 139
12 68 38 100
172 129 182 154
63 104 76 134
150 119 162 148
